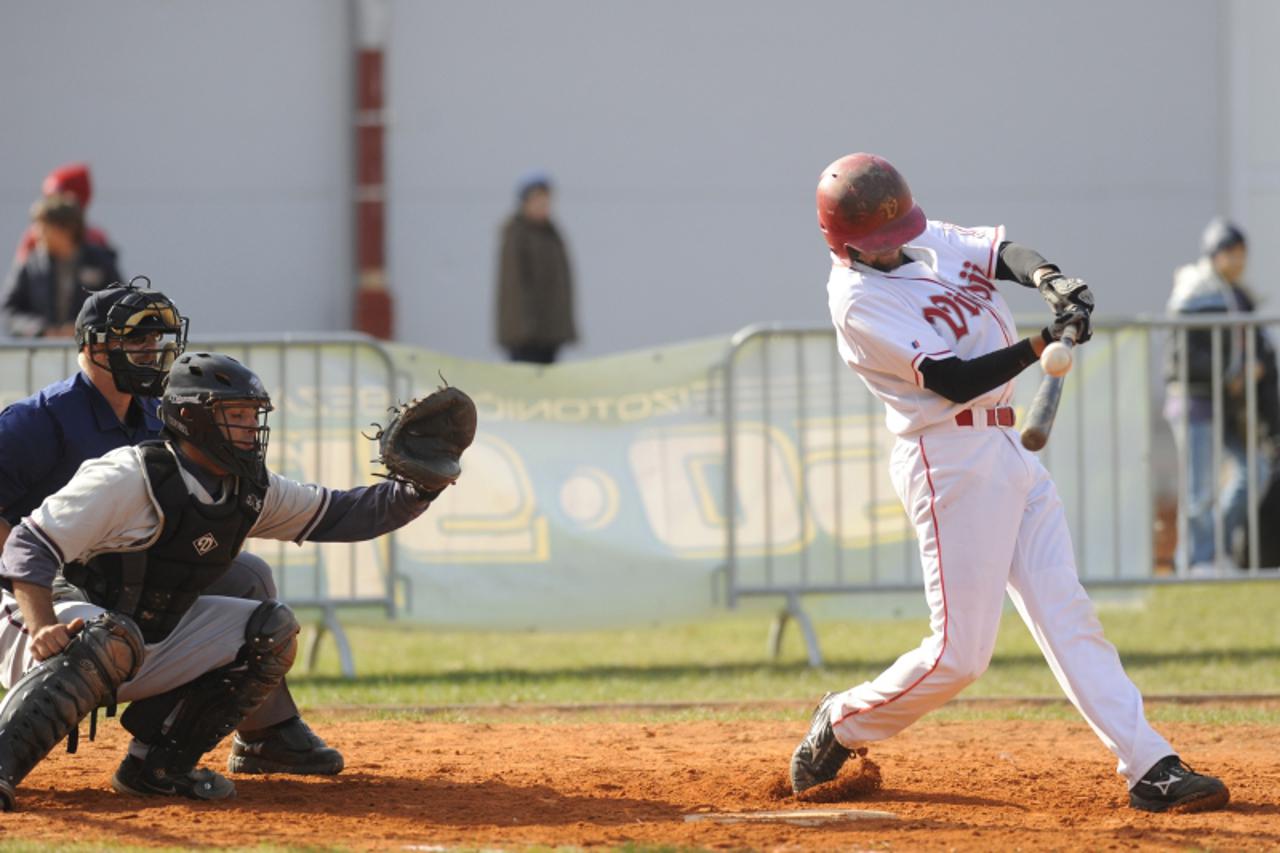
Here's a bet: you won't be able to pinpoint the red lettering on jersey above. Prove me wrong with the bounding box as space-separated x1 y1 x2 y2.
922 294 972 339
962 278 995 299
947 291 983 316
923 305 966 338
959 265 996 297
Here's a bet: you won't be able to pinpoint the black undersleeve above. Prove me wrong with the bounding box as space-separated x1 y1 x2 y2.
995 242 1056 286
919 339 1039 403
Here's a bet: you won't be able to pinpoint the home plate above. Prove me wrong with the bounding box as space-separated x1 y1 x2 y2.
684 808 898 825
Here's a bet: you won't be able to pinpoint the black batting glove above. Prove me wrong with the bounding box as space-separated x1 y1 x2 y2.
1037 272 1094 315
1042 305 1092 345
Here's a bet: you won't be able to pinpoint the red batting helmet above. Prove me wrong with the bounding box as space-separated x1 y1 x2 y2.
816 153 926 261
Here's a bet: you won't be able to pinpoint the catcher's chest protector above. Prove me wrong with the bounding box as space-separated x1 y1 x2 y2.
73 442 265 644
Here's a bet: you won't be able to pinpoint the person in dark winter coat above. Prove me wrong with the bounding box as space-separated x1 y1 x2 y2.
494 173 577 364
3 194 123 338
1164 218 1278 572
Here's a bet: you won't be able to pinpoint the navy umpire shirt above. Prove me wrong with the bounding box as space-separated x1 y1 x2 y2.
0 371 162 526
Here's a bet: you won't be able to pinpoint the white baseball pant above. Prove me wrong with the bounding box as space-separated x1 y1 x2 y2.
828 424 1173 786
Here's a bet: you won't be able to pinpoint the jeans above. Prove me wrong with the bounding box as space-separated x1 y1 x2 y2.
1168 413 1270 569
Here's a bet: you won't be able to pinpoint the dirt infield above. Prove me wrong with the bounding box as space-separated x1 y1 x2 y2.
4 716 1278 850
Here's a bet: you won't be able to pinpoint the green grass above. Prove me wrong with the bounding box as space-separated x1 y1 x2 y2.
287 581 1280 718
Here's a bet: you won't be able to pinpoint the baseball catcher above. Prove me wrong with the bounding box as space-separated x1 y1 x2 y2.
0 279 346 777
0 352 470 808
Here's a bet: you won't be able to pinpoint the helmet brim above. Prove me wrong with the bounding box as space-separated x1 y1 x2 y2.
851 203 927 254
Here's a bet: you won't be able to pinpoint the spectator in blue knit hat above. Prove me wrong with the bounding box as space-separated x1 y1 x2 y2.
1164 218 1279 573
494 172 577 364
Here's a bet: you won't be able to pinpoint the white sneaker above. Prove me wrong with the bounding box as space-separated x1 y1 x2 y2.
1188 562 1220 578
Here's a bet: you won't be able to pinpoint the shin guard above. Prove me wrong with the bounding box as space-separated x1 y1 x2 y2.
121 601 298 778
0 613 144 810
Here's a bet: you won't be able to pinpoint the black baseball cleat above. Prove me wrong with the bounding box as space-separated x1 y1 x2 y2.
790 692 854 794
227 716 344 775
1129 755 1229 813
112 754 236 801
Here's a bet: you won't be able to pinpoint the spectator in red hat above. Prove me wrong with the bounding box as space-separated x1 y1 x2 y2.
3 194 123 338
13 163 115 264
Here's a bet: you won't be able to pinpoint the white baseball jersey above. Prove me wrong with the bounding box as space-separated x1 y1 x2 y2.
23 443 330 567
819 220 1178 786
827 220 1017 435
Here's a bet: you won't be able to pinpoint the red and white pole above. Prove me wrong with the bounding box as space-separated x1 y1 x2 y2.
352 0 392 339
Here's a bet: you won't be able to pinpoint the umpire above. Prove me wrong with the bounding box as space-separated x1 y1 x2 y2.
0 280 342 776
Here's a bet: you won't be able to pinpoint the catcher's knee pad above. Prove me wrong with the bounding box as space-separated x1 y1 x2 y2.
244 600 300 682
0 612 144 811
124 601 298 777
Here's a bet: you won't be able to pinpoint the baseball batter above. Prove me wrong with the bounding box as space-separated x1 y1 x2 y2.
789 153 1228 814
0 352 446 807
0 280 342 776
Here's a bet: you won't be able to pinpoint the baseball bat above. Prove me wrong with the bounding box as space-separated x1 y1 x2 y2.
1019 325 1079 452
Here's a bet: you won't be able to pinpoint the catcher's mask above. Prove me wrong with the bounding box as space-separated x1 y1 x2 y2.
161 352 273 487
75 276 188 396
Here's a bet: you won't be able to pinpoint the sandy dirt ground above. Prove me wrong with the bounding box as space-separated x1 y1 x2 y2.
2 717 1277 851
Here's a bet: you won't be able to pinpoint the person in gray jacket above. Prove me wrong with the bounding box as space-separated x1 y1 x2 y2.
1164 219 1279 573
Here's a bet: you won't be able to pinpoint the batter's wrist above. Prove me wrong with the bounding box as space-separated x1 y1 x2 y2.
1031 266 1059 288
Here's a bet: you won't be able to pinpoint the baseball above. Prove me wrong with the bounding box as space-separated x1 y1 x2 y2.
1041 341 1073 377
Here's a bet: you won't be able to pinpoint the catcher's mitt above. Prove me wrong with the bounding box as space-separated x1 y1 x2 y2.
372 385 477 492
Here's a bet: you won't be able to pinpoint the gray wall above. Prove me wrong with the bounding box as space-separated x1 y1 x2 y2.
0 0 352 335
2 1 1276 359
1231 0 1280 281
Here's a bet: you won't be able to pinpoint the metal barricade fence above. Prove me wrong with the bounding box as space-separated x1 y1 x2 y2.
0 333 408 677
720 317 1280 666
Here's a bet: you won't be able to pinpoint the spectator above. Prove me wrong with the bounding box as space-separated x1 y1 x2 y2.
1164 218 1279 573
2 194 123 338
13 162 114 264
494 172 577 364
